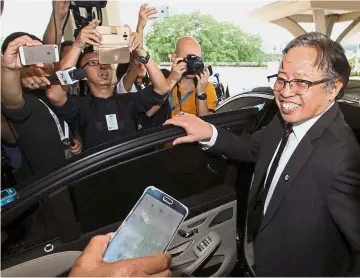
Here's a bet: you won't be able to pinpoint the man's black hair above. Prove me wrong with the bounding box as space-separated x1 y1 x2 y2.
1 32 42 54
161 68 170 79
76 46 94 68
282 32 351 99
116 63 130 81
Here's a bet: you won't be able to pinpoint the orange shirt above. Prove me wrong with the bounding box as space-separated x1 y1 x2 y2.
170 82 217 117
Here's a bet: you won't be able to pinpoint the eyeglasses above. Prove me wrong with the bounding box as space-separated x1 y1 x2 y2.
267 74 330 96
81 60 110 68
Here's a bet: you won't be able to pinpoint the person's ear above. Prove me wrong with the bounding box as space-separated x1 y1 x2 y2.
328 80 343 102
171 53 176 63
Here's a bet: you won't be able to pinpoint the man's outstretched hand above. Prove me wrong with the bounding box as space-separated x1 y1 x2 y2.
137 3 157 31
1 36 44 71
69 234 172 277
164 113 213 146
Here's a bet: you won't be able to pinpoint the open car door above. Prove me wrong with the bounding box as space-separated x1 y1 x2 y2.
1 102 277 277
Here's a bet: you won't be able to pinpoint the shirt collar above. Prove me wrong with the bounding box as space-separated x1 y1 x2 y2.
292 102 335 142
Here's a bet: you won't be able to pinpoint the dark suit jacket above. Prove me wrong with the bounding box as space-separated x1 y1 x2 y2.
210 103 360 276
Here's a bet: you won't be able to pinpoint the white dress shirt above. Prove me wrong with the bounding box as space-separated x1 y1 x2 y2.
116 75 145 94
201 103 334 214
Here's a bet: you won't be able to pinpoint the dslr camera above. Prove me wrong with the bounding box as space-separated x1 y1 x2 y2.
179 54 213 76
70 1 108 38
70 0 131 64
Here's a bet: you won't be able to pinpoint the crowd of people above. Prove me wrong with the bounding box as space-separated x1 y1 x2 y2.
1 1 359 277
1 1 217 182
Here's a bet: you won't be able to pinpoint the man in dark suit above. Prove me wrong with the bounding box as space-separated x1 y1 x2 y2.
165 32 360 276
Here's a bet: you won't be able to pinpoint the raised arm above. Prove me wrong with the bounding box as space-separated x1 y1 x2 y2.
121 4 156 92
167 58 187 91
43 0 70 48
60 20 102 69
139 49 170 95
195 68 212 117
1 36 43 109
120 33 144 92
47 21 102 107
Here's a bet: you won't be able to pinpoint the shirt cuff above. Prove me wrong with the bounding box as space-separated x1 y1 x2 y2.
199 124 218 150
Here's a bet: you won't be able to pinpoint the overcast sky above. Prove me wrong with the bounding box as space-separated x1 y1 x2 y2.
1 0 358 48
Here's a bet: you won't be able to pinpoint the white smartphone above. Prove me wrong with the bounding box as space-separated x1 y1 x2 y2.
149 5 169 18
19 45 59 65
103 186 188 262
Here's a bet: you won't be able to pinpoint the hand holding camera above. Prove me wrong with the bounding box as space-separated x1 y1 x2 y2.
74 20 102 50
195 67 210 95
169 58 187 83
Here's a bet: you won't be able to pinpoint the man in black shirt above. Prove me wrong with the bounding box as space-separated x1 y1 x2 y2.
1 34 81 178
47 21 170 150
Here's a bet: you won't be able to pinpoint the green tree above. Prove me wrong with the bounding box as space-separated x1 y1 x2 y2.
145 12 265 63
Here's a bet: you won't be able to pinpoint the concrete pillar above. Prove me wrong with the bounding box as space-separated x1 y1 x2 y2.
326 14 338 37
271 17 306 37
312 9 327 34
336 16 360 43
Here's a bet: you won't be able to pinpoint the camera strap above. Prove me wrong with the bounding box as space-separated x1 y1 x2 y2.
169 83 193 112
39 99 69 143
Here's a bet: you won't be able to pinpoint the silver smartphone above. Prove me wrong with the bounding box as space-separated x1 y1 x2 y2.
149 5 169 18
103 186 188 262
19 45 59 65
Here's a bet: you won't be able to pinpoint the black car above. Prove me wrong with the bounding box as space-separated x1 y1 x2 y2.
1 83 359 277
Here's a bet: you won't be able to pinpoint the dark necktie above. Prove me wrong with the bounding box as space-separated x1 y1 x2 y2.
248 122 293 236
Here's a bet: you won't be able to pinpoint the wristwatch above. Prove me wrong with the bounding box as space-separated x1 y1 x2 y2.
196 93 207 100
137 51 150 65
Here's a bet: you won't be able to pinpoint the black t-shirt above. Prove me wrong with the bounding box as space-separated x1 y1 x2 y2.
138 95 171 129
53 86 166 150
2 92 69 177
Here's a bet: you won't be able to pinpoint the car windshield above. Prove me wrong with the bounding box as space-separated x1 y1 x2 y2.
1 0 359 192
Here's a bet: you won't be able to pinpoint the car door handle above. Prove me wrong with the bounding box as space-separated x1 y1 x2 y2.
177 228 198 238
172 232 221 277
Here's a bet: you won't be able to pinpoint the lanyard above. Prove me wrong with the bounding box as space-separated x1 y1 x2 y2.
169 84 194 111
39 99 69 142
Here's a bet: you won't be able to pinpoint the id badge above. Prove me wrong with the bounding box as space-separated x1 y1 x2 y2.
106 114 119 131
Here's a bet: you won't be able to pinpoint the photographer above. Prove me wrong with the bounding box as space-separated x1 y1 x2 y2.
46 20 170 150
167 37 217 117
1 34 81 178
116 4 156 94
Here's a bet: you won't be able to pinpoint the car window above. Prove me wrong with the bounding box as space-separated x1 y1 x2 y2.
68 143 229 233
216 96 270 114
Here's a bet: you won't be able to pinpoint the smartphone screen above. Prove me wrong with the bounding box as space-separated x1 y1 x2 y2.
103 187 188 262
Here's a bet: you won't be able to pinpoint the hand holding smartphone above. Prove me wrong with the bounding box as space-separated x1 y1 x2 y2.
19 45 59 66
103 186 188 262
